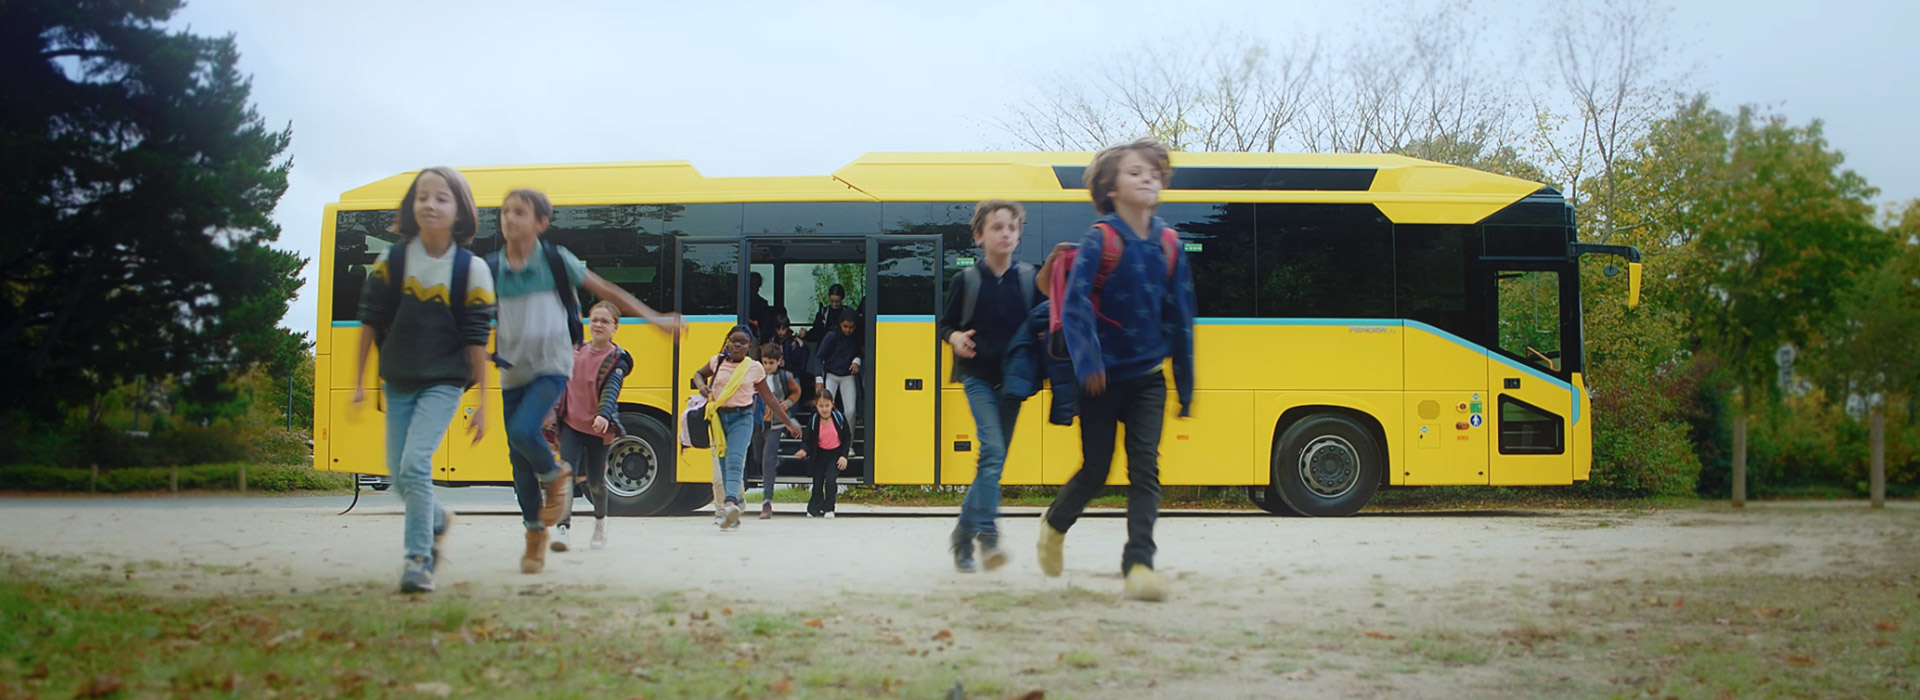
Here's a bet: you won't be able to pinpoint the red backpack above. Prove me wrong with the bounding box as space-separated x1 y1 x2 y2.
1040 222 1180 360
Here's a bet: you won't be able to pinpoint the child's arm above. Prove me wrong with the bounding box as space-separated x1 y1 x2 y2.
352 251 394 404
582 271 682 334
595 360 628 433
782 375 800 411
461 256 498 444
754 377 803 437
1168 241 1197 417
1062 226 1108 395
936 271 975 358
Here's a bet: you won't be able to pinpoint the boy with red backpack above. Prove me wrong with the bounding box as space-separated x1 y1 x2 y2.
1036 139 1196 602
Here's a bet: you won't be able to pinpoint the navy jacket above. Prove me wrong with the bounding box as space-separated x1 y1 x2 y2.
1002 300 1080 426
1060 213 1197 415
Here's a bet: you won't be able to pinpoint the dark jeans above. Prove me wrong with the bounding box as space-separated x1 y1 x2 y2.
808 448 844 515
1045 371 1165 574
558 424 611 527
957 376 1023 536
505 375 568 532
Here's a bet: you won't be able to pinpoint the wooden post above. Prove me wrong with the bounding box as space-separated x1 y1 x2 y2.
1732 411 1747 508
169 465 179 493
89 464 98 493
1870 404 1886 509
238 463 247 494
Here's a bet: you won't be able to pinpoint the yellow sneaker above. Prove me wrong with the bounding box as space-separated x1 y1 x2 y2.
1123 564 1167 602
1036 522 1065 577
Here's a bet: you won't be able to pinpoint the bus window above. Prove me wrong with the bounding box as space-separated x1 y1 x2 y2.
1395 224 1482 341
1258 204 1394 319
1495 269 1562 373
1161 203 1255 318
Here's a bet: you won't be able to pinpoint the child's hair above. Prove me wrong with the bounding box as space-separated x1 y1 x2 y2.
588 300 620 321
720 323 756 357
392 166 480 245
760 342 783 361
970 199 1027 238
817 390 836 405
828 284 846 299
504 188 554 223
1086 139 1174 216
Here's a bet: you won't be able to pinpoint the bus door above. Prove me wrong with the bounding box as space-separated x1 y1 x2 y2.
747 237 873 485
1486 264 1575 484
672 237 745 488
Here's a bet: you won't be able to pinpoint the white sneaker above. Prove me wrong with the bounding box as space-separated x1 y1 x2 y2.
589 519 607 550
721 503 742 531
824 512 835 519
550 524 570 552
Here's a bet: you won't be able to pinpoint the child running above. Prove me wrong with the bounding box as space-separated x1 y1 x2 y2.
692 325 802 530
353 166 495 594
550 301 634 553
490 188 679 574
793 391 851 518
1037 139 1196 602
939 199 1041 572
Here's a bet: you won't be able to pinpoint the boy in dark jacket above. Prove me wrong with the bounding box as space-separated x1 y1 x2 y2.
937 199 1041 573
793 392 851 517
812 314 863 433
1038 139 1196 602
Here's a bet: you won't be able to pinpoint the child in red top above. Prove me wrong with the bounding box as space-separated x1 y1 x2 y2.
793 391 850 518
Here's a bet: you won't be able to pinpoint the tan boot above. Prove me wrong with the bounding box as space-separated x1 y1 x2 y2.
521 529 547 574
539 463 574 527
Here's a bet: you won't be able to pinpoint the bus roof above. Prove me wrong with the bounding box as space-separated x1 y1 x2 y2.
337 152 1549 225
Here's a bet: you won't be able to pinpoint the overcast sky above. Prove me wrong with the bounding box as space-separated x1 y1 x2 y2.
159 0 1919 336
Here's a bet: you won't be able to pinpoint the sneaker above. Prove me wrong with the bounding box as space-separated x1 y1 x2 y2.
1036 520 1066 578
589 519 607 550
976 532 1008 572
550 524 570 553
760 502 773 520
539 464 574 527
521 529 547 574
1123 564 1168 602
950 528 977 574
721 503 742 531
399 557 434 594
824 512 835 519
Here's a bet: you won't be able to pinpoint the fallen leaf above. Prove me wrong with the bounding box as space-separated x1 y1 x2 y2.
1008 691 1046 700
1784 656 1815 667
75 675 124 699
1671 599 1684 609
721 608 733 616
1363 630 1395 639
1875 621 1898 632
804 618 824 629
771 676 792 693
1752 608 1788 619
931 629 953 641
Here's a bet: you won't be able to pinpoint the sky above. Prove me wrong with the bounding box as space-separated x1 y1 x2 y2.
156 0 1920 336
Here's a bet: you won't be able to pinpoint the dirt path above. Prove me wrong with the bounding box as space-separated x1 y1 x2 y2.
5 495 1915 698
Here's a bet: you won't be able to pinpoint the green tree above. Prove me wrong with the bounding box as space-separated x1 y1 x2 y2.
0 0 305 421
1651 98 1891 503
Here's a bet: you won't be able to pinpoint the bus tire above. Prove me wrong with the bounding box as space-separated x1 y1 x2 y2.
665 482 715 515
1272 413 1381 517
605 411 679 517
1244 485 1302 516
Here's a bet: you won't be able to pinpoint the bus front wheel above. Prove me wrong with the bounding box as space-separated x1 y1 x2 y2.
605 411 682 516
1272 414 1382 517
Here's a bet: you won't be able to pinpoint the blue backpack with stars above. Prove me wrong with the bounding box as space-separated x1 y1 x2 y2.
1039 222 1181 361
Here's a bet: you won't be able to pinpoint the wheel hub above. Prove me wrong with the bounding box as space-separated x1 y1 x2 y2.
605 435 658 499
1298 435 1359 499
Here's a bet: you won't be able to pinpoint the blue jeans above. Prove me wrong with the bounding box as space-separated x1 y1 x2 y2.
715 408 756 506
384 383 460 565
504 375 568 531
958 376 1023 536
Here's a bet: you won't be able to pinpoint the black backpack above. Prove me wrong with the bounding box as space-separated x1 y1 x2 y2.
955 261 1037 328
372 239 472 347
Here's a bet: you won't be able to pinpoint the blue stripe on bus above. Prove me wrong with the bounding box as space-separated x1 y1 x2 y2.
1196 317 1579 425
333 321 361 328
877 315 935 323
682 315 738 324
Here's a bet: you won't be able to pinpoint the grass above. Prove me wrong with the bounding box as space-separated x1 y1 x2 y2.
0 462 350 495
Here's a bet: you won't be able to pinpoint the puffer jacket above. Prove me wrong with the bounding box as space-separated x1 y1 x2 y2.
1001 300 1079 426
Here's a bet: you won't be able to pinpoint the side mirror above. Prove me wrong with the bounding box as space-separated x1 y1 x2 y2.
1627 262 1642 309
1603 264 1620 277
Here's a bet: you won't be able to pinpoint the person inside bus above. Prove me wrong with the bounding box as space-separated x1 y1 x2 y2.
812 314 862 436
748 272 776 342
1038 139 1196 603
772 312 813 406
805 283 852 344
938 199 1041 574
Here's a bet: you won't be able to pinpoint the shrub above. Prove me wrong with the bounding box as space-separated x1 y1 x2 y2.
0 463 349 493
1588 358 1704 496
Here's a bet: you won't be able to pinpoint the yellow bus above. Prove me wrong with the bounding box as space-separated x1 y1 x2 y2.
314 152 1641 517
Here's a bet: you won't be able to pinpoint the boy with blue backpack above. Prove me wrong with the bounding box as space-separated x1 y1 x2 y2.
1036 139 1196 602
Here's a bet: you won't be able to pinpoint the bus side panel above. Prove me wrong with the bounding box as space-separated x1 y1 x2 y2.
675 318 741 484
330 326 375 391
1195 323 1403 392
313 358 331 471
944 386 1050 487
449 387 510 483
874 320 935 485
1261 391 1404 486
616 322 676 390
327 387 389 476
1572 373 1592 482
1404 324 1488 392
1487 353 1574 486
1401 391 1488 485
1159 389 1254 486
315 204 338 358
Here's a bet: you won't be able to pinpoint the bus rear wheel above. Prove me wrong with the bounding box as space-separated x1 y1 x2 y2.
1244 485 1302 516
1272 413 1382 517
605 411 683 517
